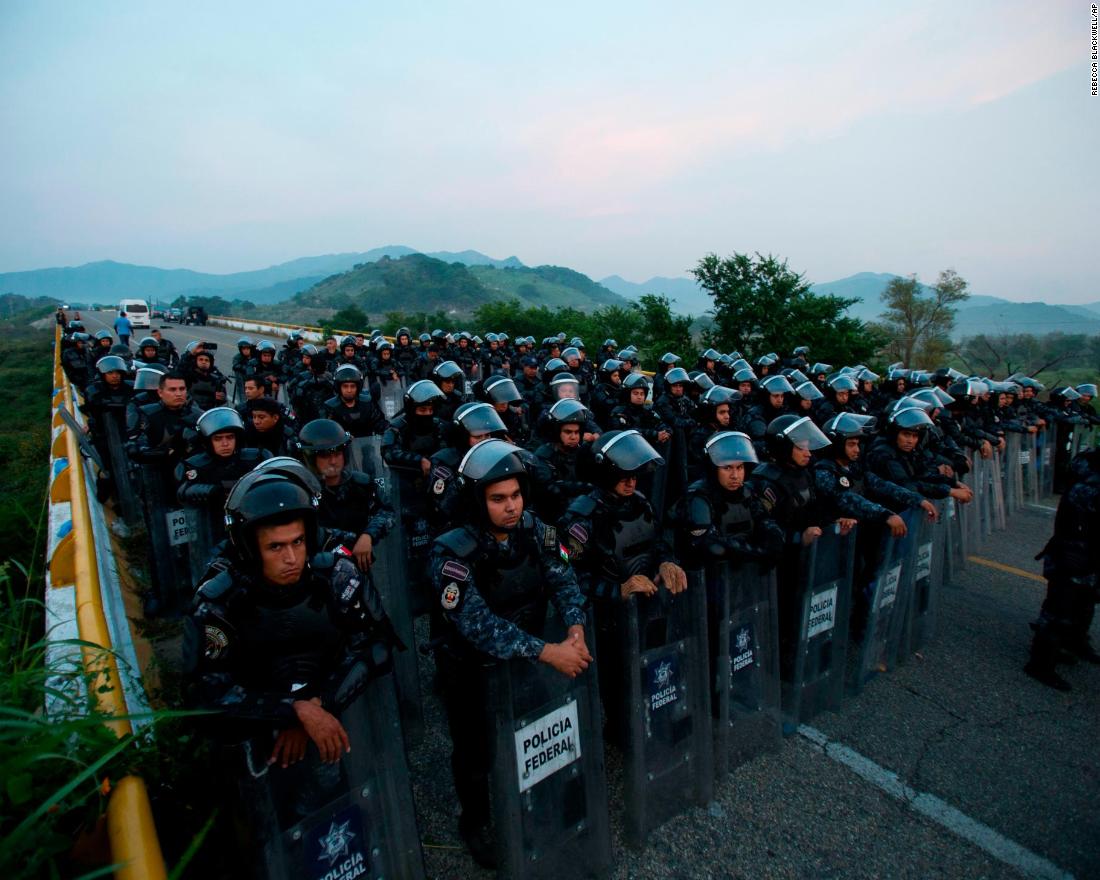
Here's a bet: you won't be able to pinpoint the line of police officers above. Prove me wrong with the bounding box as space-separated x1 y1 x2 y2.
58 320 1100 869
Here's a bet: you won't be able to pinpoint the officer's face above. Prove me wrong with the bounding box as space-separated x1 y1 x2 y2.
245 381 262 400
629 388 646 405
468 432 491 448
559 424 581 448
611 372 622 386
614 475 638 497
261 352 273 363
835 390 850 404
326 340 338 353
104 371 122 386
159 379 187 408
769 393 785 409
738 382 753 396
252 410 278 432
790 445 812 467
485 477 523 531
315 449 345 481
210 431 237 458
340 381 358 401
844 438 861 462
414 404 435 417
440 379 455 393
716 462 745 491
142 347 157 360
896 428 920 453
670 383 685 397
255 520 307 586
715 404 730 426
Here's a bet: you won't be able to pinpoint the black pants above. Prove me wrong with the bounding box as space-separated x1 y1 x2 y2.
1031 576 1099 666
438 657 493 831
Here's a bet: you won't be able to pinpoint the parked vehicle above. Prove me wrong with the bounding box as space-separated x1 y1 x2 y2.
118 298 151 329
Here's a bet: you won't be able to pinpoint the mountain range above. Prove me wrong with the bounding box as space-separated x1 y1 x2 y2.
3 252 1098 339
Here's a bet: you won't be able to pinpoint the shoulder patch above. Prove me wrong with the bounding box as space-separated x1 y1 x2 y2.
441 582 461 610
185 469 198 481
568 522 589 544
434 464 453 479
763 487 778 505
432 477 447 495
838 475 851 488
203 624 229 660
441 559 470 582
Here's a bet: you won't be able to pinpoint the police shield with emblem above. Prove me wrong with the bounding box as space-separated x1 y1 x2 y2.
850 509 919 693
617 582 713 847
784 524 855 724
233 662 425 880
708 561 781 777
486 610 612 879
379 374 406 421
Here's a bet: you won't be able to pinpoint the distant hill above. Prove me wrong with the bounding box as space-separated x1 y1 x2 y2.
291 253 626 317
0 247 527 306
0 292 60 327
952 302 1100 338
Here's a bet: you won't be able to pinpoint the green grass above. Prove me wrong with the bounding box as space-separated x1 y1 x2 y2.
0 330 53 595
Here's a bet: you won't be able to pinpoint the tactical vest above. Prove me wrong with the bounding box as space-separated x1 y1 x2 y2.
238 584 343 689
607 498 656 580
477 530 548 636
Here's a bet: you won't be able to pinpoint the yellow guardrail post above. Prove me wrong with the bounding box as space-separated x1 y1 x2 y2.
51 320 168 879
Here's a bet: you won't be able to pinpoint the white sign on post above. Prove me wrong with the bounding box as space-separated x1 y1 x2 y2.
879 563 902 608
514 698 581 793
806 586 838 638
916 542 933 581
166 509 194 546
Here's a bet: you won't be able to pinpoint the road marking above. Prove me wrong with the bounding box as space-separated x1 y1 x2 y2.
967 556 1047 584
1025 503 1057 514
799 725 1075 880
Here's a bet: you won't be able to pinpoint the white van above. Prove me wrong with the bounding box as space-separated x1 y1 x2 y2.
118 298 150 329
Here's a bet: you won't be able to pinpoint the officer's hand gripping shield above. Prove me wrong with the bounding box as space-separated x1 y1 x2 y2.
783 525 855 725
352 435 424 746
486 609 612 879
704 560 781 777
230 663 425 880
616 580 713 847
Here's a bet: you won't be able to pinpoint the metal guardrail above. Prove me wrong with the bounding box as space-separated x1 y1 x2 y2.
46 324 167 880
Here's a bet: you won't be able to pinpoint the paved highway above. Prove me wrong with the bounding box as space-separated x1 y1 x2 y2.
77 310 1099 878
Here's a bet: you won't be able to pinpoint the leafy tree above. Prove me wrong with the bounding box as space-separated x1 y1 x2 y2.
329 305 369 331
381 310 450 335
874 269 970 367
692 252 881 365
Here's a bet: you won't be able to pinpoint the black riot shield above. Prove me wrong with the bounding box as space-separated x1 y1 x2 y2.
617 583 712 847
942 495 966 585
353 436 424 746
783 526 854 724
850 510 918 693
185 504 219 590
137 466 192 616
486 611 612 879
706 562 781 777
232 663 425 880
901 508 943 656
1003 433 1022 514
104 412 140 524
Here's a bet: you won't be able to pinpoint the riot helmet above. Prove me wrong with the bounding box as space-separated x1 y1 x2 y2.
703 430 759 467
765 414 830 463
224 472 320 567
297 418 352 473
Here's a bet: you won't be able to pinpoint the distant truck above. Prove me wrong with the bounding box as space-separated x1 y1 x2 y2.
118 298 151 329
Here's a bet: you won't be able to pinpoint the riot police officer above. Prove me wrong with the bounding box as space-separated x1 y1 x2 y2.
297 419 397 572
530 399 595 523
429 439 590 867
176 407 268 540
182 470 398 822
1026 448 1100 690
426 402 508 530
319 365 389 438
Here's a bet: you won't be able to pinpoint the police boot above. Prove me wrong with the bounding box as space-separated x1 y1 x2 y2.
1066 639 1100 665
458 817 498 870
1023 628 1071 692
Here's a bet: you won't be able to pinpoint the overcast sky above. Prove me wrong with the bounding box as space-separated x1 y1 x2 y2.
1 1 1095 300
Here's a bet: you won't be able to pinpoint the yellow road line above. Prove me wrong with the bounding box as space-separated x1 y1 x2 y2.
967 556 1046 584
